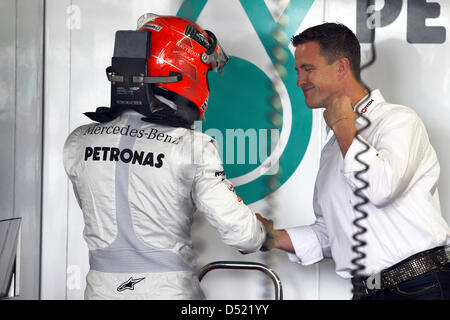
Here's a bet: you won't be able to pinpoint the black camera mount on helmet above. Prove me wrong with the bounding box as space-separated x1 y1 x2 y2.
84 30 198 128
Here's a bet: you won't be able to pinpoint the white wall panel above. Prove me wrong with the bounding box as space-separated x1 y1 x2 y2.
0 0 17 226
41 0 71 300
0 0 44 300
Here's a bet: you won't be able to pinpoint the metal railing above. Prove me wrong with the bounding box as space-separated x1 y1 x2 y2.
199 261 283 300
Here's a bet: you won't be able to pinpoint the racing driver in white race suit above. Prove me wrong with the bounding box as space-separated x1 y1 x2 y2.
63 14 267 299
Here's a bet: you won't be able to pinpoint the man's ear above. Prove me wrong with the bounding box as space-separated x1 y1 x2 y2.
336 57 350 79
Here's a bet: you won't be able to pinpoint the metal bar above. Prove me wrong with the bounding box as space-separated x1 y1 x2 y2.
198 261 283 300
0 217 21 298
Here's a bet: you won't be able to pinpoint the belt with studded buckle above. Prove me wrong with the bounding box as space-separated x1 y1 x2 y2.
352 246 450 296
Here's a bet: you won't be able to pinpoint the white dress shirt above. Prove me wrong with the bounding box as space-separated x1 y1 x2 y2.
286 89 450 278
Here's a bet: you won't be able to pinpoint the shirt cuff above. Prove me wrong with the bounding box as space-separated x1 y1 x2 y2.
343 134 378 173
285 226 324 265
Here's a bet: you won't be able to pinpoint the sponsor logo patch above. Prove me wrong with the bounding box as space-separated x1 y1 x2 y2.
117 277 145 292
184 24 210 49
143 24 162 32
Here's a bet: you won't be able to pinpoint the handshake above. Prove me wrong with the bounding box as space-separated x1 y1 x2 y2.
239 213 292 255
256 213 276 252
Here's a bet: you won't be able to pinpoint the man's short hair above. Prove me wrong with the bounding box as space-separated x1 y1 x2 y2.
291 23 361 81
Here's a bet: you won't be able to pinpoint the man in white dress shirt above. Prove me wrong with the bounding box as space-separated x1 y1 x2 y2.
258 22 450 300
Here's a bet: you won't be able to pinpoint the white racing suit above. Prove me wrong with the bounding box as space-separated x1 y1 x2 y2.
63 110 266 299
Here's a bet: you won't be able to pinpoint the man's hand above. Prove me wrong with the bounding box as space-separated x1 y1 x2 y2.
256 213 275 251
323 96 357 129
253 213 296 254
256 213 273 233
323 96 358 157
239 213 275 254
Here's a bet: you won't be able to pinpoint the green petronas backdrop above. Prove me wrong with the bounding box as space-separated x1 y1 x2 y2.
177 0 314 204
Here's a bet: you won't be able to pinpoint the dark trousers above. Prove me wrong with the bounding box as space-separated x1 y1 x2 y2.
353 263 450 300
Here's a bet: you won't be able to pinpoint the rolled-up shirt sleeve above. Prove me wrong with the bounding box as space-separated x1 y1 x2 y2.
285 214 330 265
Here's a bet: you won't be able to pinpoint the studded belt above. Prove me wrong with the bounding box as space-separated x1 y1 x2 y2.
352 246 450 296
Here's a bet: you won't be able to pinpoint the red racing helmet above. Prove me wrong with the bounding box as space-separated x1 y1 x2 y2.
137 13 229 120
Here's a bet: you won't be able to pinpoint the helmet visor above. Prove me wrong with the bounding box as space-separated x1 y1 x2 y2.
210 42 229 72
201 30 229 72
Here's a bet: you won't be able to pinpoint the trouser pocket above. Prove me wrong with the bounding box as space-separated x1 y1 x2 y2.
393 271 441 299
